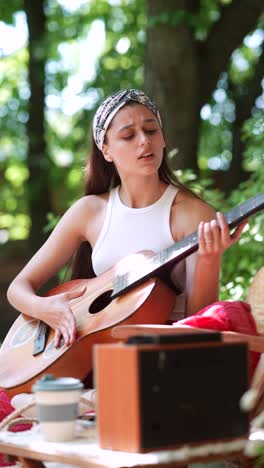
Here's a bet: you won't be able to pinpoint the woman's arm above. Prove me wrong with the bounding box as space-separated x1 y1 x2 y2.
171 194 247 316
7 196 103 347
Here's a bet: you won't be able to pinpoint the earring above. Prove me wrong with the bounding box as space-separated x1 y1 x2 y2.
106 157 112 163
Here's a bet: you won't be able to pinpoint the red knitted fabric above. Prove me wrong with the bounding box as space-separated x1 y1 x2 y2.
175 300 261 378
0 390 32 466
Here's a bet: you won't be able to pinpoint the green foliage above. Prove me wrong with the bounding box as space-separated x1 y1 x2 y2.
199 25 263 173
147 0 233 41
0 0 147 243
0 48 28 151
43 212 60 233
229 42 262 85
212 171 264 300
0 0 23 24
79 0 145 118
179 172 261 300
243 113 264 171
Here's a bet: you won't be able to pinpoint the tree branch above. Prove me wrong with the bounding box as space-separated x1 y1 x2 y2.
199 0 264 105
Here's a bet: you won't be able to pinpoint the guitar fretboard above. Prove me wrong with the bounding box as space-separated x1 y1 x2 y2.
111 191 264 299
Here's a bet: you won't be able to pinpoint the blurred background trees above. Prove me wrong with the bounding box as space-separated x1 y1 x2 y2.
0 0 263 337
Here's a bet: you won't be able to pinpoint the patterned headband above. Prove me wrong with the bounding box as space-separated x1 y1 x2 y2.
93 89 162 150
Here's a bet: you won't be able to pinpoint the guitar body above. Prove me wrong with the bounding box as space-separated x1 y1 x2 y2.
0 253 176 397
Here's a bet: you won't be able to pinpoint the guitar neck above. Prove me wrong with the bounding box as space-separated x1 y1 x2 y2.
111 192 264 299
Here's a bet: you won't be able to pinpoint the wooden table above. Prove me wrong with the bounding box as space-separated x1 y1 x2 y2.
111 324 264 353
0 421 255 468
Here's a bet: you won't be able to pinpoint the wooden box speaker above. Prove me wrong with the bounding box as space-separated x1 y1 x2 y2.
95 333 249 452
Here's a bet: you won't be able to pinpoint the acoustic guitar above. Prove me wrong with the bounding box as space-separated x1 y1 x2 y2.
0 192 263 397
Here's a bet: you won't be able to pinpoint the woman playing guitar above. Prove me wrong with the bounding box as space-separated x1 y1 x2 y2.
6 89 246 349
3 89 247 396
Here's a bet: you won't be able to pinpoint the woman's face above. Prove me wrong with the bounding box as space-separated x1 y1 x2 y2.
102 103 165 179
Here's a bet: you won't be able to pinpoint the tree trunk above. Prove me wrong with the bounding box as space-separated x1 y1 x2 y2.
24 0 52 254
144 0 200 171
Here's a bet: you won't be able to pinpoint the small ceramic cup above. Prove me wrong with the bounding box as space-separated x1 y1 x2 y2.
32 374 84 442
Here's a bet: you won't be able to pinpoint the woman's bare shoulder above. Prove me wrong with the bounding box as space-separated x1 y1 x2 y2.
54 193 109 241
68 193 110 245
70 192 109 216
171 189 216 239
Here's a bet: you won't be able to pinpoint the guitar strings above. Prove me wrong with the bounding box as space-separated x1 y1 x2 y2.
66 261 155 310
67 279 115 309
67 274 154 312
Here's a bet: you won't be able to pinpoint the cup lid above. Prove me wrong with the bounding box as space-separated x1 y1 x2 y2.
32 374 84 392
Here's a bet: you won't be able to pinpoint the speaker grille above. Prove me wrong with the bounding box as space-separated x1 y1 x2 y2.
139 344 248 449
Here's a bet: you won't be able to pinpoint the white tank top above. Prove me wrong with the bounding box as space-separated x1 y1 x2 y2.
91 184 186 320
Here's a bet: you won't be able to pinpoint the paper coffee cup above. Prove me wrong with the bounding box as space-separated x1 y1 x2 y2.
33 374 83 442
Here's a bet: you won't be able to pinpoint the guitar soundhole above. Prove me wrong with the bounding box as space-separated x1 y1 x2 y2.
89 290 113 314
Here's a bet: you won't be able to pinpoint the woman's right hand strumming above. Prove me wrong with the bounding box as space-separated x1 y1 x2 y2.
36 286 86 348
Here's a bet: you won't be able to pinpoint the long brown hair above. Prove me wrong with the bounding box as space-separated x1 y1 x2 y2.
70 102 196 279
